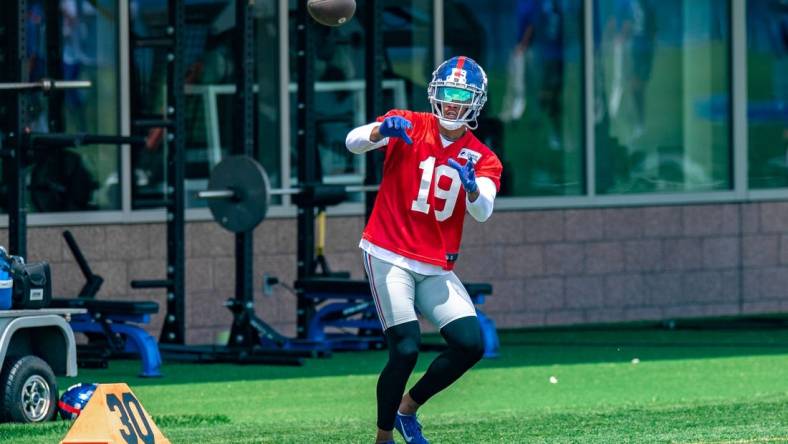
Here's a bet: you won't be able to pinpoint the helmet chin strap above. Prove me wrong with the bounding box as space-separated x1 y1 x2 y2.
438 118 466 131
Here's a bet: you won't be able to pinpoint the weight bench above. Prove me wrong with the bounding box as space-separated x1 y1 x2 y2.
49 299 162 377
294 277 500 358
49 231 162 377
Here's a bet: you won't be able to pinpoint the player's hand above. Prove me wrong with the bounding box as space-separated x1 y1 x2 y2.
378 116 413 145
447 158 478 194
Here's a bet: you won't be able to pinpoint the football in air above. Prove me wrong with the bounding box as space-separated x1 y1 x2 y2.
307 0 356 27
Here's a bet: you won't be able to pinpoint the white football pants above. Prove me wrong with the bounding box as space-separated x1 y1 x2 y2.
362 251 477 331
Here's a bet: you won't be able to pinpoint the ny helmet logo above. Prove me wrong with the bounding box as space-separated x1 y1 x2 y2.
446 68 467 84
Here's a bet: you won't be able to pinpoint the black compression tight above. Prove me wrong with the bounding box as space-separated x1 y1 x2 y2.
376 321 421 431
376 316 484 430
409 316 485 404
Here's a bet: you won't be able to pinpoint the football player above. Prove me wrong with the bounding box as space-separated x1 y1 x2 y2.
345 56 503 444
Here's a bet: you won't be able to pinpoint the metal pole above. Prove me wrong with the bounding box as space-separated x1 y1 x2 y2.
44 0 63 132
583 0 595 196
160 0 187 345
1 0 30 257
364 0 384 222
197 185 380 201
269 185 380 195
295 0 317 339
198 190 237 199
0 80 92 91
29 133 145 147
229 0 258 348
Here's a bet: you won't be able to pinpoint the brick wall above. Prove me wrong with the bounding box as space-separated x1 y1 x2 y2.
3 201 788 344
454 202 788 329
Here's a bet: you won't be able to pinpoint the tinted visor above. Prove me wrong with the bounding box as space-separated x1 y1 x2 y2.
437 86 473 103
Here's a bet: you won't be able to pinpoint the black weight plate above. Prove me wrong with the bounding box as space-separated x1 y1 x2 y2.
207 155 270 232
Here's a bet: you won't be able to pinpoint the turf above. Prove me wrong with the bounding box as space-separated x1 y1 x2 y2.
2 328 788 443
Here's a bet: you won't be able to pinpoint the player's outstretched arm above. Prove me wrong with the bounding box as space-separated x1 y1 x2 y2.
345 116 413 154
346 122 387 154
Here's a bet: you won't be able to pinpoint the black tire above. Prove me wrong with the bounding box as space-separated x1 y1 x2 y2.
0 355 58 423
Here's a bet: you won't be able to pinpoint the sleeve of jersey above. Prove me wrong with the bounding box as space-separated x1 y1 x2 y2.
345 110 414 154
466 154 502 222
466 178 496 222
345 122 387 154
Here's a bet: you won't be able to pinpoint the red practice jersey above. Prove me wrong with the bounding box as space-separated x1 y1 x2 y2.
362 110 503 270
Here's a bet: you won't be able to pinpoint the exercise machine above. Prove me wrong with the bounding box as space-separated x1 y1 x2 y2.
131 1 323 365
50 231 162 378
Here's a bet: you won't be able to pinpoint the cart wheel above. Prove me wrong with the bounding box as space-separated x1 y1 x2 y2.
0 355 58 423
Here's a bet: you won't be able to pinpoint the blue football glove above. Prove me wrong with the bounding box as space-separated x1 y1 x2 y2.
447 158 478 194
378 116 413 145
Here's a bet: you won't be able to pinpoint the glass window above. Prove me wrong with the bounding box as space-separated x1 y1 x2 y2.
61 0 121 211
445 0 584 197
594 0 730 194
383 0 434 113
130 0 282 209
289 0 366 188
255 1 283 191
288 0 430 191
7 0 120 213
747 0 788 189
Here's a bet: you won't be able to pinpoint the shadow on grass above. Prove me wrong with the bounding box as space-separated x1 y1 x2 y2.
58 327 788 387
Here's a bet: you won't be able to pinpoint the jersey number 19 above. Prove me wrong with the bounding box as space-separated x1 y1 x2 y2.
411 156 462 221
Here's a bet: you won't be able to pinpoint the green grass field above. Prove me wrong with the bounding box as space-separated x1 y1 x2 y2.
2 328 788 443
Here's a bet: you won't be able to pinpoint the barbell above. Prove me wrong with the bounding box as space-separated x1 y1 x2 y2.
0 79 92 92
198 155 379 233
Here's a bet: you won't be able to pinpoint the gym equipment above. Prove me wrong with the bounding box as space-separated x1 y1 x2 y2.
293 204 379 350
0 0 146 260
293 278 500 358
0 79 91 92
193 155 381 354
197 154 378 233
0 0 143 258
131 0 320 366
140 1 381 361
127 0 188 348
50 232 162 378
202 155 271 233
0 1 238 364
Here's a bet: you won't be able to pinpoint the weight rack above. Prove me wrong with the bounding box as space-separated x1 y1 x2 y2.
131 0 317 365
127 0 188 345
0 0 30 257
0 0 142 258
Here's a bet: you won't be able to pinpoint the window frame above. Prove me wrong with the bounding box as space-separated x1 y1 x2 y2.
488 0 786 210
